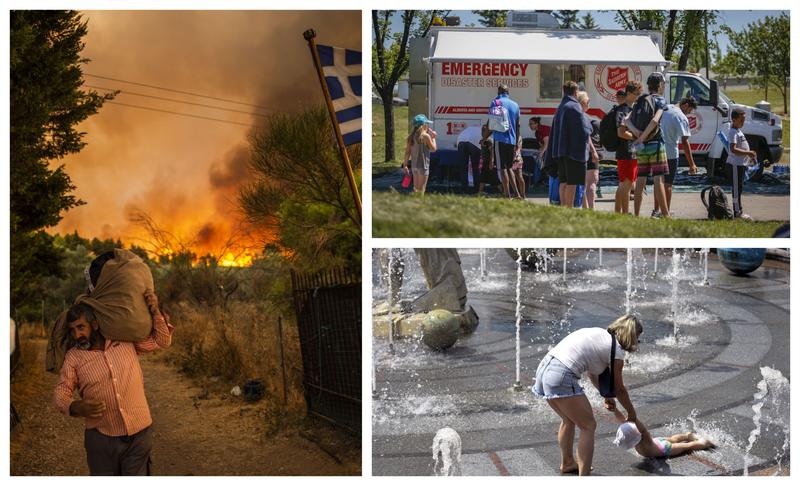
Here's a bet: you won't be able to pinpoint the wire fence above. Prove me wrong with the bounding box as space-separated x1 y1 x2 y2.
291 267 361 434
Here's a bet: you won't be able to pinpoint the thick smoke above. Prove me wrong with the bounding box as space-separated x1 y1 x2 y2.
51 10 360 259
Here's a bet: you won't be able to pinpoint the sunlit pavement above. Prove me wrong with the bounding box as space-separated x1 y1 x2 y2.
372 249 790 476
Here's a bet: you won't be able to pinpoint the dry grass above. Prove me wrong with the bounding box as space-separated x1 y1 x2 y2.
163 301 308 422
11 324 48 398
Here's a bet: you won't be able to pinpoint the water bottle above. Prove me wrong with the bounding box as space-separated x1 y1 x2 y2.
402 171 412 188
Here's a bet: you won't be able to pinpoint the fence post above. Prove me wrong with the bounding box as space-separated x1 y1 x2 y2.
277 316 288 405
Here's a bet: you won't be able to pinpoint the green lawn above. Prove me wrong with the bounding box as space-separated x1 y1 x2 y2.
373 104 409 176
724 86 789 115
373 192 784 238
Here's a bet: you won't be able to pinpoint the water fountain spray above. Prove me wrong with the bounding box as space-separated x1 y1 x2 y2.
701 248 710 286
653 248 659 275
513 248 524 391
670 249 680 340
372 353 377 397
625 249 633 314
387 249 395 354
480 248 487 281
562 248 567 283
598 248 603 267
743 367 791 476
432 427 463 476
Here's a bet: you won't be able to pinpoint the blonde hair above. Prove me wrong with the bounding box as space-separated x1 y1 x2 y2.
607 314 643 352
408 124 427 145
576 91 589 106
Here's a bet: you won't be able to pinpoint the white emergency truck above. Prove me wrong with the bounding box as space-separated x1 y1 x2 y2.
408 14 783 177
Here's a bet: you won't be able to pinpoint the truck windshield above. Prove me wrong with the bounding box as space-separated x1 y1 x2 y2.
718 88 733 105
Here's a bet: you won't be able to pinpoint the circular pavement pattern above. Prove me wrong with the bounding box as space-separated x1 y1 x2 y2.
372 249 790 476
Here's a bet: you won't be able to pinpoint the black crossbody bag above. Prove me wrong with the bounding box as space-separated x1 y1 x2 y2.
597 333 617 398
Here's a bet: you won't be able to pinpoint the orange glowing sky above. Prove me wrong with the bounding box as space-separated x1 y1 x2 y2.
51 10 360 261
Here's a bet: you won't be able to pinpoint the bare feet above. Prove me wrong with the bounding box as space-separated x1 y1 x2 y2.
560 463 593 474
688 433 715 449
560 462 578 475
697 437 715 449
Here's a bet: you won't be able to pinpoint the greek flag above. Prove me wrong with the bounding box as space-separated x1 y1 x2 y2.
317 44 361 145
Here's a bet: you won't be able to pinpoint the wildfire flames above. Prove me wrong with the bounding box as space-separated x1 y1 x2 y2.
44 10 358 269
219 251 254 267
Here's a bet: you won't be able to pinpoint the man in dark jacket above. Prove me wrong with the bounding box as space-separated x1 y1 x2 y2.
547 81 592 207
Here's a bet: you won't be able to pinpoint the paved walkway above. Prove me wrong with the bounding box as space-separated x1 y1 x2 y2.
526 191 790 222
373 168 790 222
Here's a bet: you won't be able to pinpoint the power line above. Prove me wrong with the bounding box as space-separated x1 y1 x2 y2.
104 101 253 127
84 73 273 111
86 84 271 118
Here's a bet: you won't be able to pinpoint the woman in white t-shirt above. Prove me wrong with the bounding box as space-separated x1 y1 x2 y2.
532 315 643 475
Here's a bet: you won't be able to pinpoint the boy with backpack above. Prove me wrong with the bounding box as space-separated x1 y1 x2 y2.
624 72 670 218
488 84 521 198
600 82 642 214
727 107 758 219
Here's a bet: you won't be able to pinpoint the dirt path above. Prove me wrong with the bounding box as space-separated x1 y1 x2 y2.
11 339 360 476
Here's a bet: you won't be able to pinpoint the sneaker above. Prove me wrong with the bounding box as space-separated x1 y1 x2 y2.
651 209 661 218
737 213 753 221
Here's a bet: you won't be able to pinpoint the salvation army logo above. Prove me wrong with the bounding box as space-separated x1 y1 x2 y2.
594 65 642 102
687 112 703 135
607 67 628 90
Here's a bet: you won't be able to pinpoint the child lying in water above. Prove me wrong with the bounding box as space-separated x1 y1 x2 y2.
610 407 714 458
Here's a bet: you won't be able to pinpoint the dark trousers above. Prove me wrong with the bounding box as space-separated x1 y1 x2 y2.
85 426 152 476
731 164 745 216
457 142 481 191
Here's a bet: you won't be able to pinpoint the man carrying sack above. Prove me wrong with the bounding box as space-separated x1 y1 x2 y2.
49 249 174 475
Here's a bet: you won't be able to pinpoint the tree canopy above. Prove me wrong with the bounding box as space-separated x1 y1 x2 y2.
372 10 447 162
472 10 508 27
10 11 114 318
720 13 790 113
239 106 362 272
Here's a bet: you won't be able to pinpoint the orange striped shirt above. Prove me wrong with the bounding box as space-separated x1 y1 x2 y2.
53 314 173 437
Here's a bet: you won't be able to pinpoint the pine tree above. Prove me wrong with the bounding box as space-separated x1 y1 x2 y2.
552 10 580 29
472 10 509 27
578 12 599 30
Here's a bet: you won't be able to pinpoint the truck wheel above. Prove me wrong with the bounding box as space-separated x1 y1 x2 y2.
757 142 772 166
711 151 729 182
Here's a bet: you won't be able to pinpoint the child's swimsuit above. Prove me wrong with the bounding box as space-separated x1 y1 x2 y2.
654 437 672 457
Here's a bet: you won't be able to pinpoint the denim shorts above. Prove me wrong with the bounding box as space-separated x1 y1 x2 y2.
532 354 584 399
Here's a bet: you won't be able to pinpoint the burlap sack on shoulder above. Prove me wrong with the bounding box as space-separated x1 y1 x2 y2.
46 248 155 373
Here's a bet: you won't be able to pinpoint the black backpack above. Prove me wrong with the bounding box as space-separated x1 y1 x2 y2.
630 94 662 142
599 105 621 151
701 185 733 220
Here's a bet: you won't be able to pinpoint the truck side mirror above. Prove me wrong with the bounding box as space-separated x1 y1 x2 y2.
710 79 728 116
710 79 718 108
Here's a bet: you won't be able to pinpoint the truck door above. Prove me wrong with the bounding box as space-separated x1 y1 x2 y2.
667 74 719 161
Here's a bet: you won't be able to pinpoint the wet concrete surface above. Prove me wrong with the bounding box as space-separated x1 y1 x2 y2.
372 249 790 476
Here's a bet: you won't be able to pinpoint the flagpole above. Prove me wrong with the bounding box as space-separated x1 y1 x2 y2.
303 29 362 222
